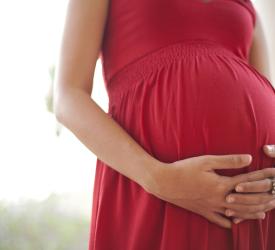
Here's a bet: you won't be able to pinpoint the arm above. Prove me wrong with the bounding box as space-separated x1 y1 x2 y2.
248 9 272 82
53 0 162 192
52 0 275 229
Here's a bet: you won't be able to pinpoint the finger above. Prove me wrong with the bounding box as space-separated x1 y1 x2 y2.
263 199 275 213
263 145 275 158
233 218 244 224
230 168 275 188
225 210 266 220
203 154 252 171
224 203 267 214
206 212 232 229
235 178 273 193
225 192 275 205
224 199 275 216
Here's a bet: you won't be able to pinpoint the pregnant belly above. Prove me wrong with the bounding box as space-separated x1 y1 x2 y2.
108 43 275 177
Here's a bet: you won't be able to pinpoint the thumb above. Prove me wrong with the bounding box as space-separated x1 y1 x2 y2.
263 145 275 158
204 154 252 171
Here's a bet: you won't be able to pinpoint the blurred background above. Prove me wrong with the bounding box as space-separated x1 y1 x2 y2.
0 0 273 250
0 0 108 249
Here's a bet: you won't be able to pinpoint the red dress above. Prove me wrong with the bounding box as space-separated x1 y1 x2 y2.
89 0 275 249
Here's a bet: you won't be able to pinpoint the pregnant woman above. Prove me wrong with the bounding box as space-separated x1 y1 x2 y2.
54 0 275 249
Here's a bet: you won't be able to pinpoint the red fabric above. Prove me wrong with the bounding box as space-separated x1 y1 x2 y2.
89 0 275 249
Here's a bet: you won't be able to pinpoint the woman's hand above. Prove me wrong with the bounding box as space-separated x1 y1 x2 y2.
146 153 275 229
224 145 275 224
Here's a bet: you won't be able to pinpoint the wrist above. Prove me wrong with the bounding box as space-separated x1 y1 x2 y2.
141 157 167 195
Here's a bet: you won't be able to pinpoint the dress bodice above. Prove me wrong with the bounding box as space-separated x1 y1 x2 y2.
99 0 256 83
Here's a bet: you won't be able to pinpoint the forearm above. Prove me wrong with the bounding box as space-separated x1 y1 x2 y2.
252 1 274 84
54 86 163 191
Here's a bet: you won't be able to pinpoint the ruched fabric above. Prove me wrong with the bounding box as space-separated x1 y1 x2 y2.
89 1 275 250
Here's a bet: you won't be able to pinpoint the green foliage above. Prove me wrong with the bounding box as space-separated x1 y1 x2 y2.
0 194 90 250
45 64 63 137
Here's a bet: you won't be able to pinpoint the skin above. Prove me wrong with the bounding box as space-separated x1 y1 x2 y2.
253 0 275 82
223 9 275 224
149 155 275 229
248 9 272 81
54 0 275 229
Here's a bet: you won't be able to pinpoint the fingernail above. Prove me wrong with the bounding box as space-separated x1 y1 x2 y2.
242 154 252 163
226 196 234 203
266 145 275 153
234 218 242 224
236 185 243 192
226 210 234 216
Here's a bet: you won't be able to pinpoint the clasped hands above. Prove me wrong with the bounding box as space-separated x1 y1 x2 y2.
224 145 275 224
146 144 275 229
